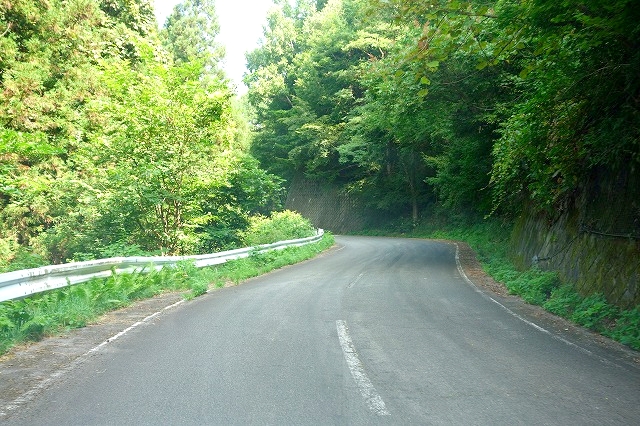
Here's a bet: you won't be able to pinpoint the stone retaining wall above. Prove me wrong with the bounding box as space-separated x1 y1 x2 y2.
511 167 640 309
284 177 367 234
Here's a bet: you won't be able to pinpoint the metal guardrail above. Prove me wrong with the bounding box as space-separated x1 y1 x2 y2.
0 229 324 303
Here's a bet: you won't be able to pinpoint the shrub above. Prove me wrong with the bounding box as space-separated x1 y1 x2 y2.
241 210 315 246
543 285 582 317
508 269 560 306
605 307 640 350
570 293 619 332
0 246 48 272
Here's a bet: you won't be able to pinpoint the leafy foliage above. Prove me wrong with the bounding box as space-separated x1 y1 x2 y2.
605 307 640 350
570 293 619 333
246 0 639 222
543 286 583 318
241 210 315 246
488 0 640 213
160 0 224 76
0 0 285 269
503 269 560 306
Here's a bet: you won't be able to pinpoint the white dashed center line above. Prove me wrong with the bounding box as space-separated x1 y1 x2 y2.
336 320 390 416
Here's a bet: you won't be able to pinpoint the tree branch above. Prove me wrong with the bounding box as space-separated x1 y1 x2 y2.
1 23 11 38
442 9 497 19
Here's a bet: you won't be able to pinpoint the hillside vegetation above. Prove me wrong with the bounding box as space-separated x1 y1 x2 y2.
0 0 286 270
246 0 638 222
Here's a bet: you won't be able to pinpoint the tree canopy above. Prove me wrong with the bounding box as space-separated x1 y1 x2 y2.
245 0 639 220
0 0 283 270
2 0 638 269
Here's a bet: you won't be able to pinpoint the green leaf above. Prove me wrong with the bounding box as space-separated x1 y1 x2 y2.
519 66 534 79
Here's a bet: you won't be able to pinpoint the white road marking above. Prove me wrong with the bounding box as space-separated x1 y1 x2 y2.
336 320 390 416
453 243 593 357
0 298 186 417
86 299 185 354
347 273 364 288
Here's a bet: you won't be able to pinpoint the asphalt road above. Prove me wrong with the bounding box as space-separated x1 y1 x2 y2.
4 236 640 425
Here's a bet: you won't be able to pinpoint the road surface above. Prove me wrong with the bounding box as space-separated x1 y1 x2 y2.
3 236 640 425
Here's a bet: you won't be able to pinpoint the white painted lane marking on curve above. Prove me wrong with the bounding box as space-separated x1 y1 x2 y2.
86 299 185 354
453 243 594 357
336 320 390 416
347 273 364 288
0 298 186 417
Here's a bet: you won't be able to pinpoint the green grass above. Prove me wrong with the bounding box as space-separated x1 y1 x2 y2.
361 218 639 351
0 233 334 355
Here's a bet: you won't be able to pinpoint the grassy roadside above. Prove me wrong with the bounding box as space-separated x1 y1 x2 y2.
364 219 640 351
0 233 335 356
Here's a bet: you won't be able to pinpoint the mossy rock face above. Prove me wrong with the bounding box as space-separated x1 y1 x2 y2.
511 167 640 310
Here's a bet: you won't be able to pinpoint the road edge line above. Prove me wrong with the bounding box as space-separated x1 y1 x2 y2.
0 298 186 418
453 243 594 357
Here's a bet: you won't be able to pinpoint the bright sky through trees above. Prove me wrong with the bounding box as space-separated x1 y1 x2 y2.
154 0 274 94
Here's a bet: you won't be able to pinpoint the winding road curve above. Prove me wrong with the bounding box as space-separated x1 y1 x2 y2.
3 236 640 425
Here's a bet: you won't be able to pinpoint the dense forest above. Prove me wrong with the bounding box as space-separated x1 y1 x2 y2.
0 0 285 270
1 0 639 271
246 0 639 223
